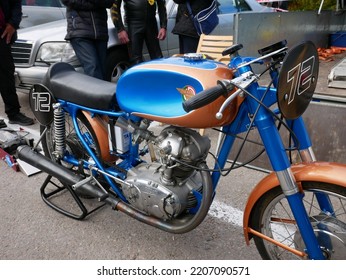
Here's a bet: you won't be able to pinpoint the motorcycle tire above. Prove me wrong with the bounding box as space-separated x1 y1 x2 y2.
40 112 101 175
250 181 346 260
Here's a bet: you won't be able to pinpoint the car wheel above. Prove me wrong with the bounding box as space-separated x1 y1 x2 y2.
105 48 130 83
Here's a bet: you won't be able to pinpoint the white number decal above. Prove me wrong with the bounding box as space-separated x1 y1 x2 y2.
32 92 51 112
286 55 315 105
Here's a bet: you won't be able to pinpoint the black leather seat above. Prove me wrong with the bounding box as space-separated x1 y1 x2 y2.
42 62 117 110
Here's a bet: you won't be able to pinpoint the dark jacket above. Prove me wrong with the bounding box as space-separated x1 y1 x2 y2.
0 0 22 43
62 0 114 41
172 0 213 38
111 0 167 32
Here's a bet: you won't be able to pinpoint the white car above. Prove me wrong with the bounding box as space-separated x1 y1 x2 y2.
13 0 274 90
20 0 66 29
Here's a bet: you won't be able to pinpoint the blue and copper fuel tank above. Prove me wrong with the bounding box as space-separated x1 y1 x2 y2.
116 56 242 128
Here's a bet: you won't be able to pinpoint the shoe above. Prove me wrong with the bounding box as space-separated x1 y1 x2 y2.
8 112 34 126
0 119 7 128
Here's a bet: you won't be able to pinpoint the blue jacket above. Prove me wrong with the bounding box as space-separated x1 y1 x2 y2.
172 0 213 38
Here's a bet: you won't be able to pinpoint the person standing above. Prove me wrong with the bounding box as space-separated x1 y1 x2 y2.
172 0 213 54
111 0 167 65
0 0 34 126
62 0 114 80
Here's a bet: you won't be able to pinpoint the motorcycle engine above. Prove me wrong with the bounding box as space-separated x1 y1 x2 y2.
123 126 211 220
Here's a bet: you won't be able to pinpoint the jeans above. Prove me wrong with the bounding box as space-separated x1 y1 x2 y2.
0 37 21 117
70 38 108 80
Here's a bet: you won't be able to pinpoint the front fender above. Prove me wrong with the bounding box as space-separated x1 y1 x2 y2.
243 161 346 244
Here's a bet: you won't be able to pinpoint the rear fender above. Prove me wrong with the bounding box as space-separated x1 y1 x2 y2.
81 112 117 163
243 161 346 244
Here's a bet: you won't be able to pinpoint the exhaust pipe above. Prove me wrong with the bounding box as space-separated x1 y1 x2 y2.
16 145 120 208
17 145 214 234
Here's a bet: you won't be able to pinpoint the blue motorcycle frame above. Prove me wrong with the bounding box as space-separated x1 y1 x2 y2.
20 41 346 260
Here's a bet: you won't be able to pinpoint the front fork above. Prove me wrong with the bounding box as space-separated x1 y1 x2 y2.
256 101 327 259
287 117 335 218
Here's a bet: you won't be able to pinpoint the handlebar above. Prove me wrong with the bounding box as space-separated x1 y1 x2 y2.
182 41 288 114
222 44 244 57
182 80 234 113
182 72 257 114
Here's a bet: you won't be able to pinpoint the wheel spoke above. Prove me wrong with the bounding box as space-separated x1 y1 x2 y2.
252 183 346 259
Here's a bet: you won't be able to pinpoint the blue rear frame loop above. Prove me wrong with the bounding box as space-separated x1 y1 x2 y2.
60 101 127 201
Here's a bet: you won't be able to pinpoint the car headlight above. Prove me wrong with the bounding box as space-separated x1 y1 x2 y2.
36 42 78 63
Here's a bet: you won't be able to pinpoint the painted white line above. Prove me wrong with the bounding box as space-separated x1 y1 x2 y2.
209 200 243 227
209 200 295 246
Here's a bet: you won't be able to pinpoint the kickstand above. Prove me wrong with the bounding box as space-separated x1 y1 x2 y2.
40 174 106 220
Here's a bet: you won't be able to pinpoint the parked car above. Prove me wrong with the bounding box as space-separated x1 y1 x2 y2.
21 0 66 29
13 0 274 90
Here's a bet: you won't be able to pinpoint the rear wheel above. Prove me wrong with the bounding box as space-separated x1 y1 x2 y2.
40 112 104 214
251 182 346 259
41 112 100 174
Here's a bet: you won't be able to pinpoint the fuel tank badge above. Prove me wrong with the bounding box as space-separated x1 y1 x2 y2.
177 86 196 101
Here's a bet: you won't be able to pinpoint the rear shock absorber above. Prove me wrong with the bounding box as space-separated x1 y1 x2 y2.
52 103 66 160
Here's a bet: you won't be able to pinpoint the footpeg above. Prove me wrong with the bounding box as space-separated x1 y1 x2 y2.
72 173 109 201
98 194 109 202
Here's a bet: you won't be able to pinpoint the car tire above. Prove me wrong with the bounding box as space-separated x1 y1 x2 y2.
105 47 130 83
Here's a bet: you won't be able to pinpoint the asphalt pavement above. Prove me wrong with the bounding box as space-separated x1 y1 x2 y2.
0 89 268 260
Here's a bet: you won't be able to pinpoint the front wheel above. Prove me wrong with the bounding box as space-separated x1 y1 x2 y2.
251 182 346 259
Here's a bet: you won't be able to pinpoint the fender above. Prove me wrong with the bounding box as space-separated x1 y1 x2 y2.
82 111 117 163
243 161 346 244
28 85 114 163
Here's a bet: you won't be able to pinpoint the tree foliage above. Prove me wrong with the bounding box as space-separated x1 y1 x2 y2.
288 0 337 11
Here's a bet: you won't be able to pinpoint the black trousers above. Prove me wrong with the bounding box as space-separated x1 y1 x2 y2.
128 20 163 65
0 37 21 117
178 34 199 54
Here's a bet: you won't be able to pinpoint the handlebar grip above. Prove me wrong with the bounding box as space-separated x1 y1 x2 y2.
182 83 228 112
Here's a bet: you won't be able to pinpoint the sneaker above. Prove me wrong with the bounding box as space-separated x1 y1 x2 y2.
8 112 34 126
0 119 7 128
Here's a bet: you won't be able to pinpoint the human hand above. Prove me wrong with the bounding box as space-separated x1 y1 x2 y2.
1 24 15 44
118 30 130 44
157 28 166 40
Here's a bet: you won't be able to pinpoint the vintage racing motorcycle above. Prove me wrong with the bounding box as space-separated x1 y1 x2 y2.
17 40 346 259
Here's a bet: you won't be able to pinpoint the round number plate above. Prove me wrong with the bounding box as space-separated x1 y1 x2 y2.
277 41 319 119
29 84 55 126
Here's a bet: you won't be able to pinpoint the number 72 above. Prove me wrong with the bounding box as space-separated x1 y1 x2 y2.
286 55 316 105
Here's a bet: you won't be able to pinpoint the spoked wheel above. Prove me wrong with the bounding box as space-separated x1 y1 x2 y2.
41 112 101 175
251 182 346 259
39 112 107 218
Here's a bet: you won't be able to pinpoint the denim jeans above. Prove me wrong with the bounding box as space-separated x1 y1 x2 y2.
70 38 108 80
